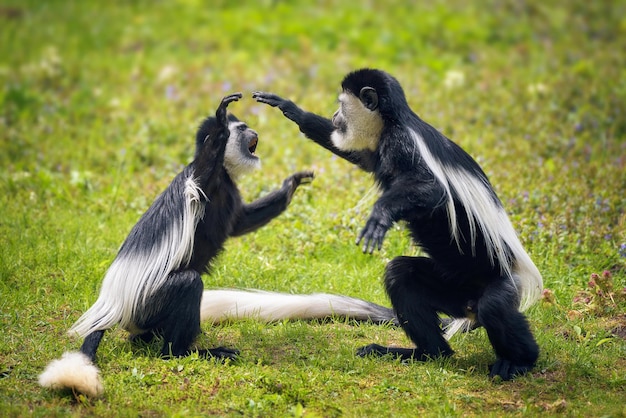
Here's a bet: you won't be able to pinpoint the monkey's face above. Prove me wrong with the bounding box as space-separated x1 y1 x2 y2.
330 89 383 152
224 121 261 179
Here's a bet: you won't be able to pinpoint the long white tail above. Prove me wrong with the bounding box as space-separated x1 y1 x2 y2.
201 289 397 325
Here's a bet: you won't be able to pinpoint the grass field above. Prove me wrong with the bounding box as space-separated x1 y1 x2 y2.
1 0 625 416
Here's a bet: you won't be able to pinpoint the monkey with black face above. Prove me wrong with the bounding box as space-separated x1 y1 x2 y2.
39 93 316 397
253 69 543 380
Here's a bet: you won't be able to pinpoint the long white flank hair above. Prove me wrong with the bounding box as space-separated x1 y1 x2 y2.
69 174 206 337
407 128 543 338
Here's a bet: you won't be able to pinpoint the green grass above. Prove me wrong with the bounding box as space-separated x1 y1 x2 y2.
1 0 625 416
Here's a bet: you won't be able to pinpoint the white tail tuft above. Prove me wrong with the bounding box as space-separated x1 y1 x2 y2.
38 352 103 398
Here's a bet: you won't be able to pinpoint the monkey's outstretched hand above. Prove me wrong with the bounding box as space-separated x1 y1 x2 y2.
282 170 315 203
252 92 304 123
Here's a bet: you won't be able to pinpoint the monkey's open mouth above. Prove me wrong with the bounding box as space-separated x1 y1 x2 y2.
248 137 258 155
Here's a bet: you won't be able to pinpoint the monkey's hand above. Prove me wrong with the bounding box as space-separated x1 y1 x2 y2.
216 92 243 128
356 214 392 254
252 91 304 123
282 170 315 201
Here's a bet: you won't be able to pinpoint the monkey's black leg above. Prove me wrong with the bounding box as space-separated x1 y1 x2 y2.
477 278 539 380
80 330 105 363
357 256 460 361
129 329 161 345
139 270 238 360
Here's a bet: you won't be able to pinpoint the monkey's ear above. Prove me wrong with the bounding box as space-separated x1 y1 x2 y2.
359 87 378 111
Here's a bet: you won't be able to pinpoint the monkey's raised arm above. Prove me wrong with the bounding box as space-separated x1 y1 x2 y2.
230 170 314 236
194 93 242 192
253 92 375 171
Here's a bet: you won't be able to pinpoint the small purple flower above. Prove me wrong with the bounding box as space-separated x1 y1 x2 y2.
221 81 232 92
595 197 610 212
165 85 177 100
619 243 626 258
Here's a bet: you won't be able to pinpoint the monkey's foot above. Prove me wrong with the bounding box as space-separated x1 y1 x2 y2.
356 344 423 361
197 346 240 361
489 358 534 381
129 331 159 345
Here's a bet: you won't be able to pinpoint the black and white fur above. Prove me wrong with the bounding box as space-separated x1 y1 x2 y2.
253 68 543 380
39 93 397 397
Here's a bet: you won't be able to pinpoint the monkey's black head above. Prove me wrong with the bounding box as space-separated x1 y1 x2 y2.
330 68 412 152
195 113 261 178
340 68 410 119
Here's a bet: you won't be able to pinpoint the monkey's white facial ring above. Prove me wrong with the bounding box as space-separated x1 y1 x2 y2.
224 122 261 178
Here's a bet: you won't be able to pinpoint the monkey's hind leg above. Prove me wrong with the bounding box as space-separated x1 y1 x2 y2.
477 278 539 380
139 269 239 361
357 256 456 361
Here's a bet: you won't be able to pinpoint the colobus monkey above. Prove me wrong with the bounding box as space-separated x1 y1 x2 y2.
40 93 386 398
253 69 543 380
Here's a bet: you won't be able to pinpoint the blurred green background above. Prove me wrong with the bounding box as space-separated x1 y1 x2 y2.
1 1 625 416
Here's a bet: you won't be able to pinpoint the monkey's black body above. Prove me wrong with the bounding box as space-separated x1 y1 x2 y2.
254 69 542 380
80 94 311 360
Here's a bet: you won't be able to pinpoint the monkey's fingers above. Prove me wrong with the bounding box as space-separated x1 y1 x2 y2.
216 92 243 122
252 91 286 107
283 172 314 193
198 346 240 362
489 358 532 381
356 343 388 357
361 238 379 254
356 232 374 254
254 92 303 122
356 222 386 254
222 92 243 105
294 170 315 184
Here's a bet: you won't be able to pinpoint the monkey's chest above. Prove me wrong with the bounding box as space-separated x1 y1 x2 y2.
189 187 241 272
